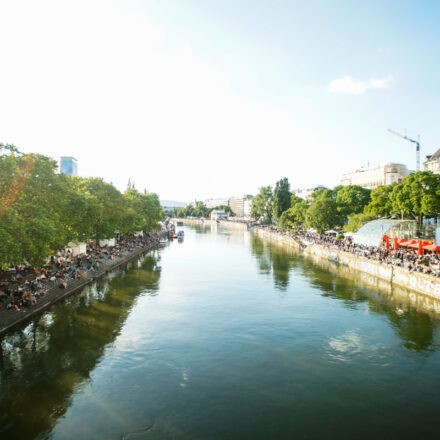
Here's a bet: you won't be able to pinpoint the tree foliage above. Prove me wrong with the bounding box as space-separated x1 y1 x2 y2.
364 184 395 217
250 186 273 223
177 202 209 218
272 177 291 220
305 197 340 233
336 185 371 218
0 144 163 266
343 212 377 232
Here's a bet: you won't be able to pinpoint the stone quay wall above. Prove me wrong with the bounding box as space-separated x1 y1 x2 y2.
254 227 440 302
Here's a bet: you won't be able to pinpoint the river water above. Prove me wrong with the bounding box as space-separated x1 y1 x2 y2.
1 224 440 439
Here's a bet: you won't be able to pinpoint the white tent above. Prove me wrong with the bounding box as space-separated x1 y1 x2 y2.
99 238 116 247
66 241 87 256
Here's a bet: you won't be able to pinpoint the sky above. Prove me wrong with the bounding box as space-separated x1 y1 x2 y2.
1 0 439 202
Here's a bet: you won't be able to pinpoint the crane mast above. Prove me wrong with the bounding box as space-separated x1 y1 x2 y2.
388 129 421 171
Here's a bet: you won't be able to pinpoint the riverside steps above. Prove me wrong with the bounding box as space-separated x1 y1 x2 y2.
254 226 440 307
0 239 160 336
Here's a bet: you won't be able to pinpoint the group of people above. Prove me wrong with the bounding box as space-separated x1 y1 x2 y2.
261 226 440 277
0 233 160 313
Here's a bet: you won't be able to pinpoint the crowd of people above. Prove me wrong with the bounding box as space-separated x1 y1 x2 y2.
0 233 160 314
259 226 440 277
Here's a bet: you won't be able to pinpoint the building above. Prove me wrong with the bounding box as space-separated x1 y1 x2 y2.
292 185 327 200
423 149 440 174
340 163 409 189
204 198 230 209
243 197 253 218
211 210 228 220
60 157 78 176
229 195 253 217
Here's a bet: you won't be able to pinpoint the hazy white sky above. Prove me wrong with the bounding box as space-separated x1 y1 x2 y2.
1 0 439 202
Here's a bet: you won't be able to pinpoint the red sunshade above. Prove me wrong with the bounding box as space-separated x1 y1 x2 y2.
398 238 407 244
423 244 440 252
400 239 417 247
407 241 430 249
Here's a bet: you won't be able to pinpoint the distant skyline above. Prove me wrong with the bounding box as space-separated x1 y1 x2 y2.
1 0 439 201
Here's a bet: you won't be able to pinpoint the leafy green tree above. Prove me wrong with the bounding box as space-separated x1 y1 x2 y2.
0 144 164 266
388 172 440 222
364 184 395 217
250 186 273 223
310 188 337 202
344 212 377 232
279 197 309 228
305 197 341 233
272 177 291 220
213 205 234 216
336 185 371 218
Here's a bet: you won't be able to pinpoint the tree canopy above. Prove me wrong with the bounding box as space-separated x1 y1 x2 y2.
272 177 291 220
250 186 273 223
0 144 163 266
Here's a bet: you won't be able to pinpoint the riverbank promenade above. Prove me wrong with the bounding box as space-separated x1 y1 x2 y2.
0 234 160 335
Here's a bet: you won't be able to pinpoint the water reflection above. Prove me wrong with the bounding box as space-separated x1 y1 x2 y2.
2 226 440 439
0 253 161 440
252 233 438 352
250 235 299 290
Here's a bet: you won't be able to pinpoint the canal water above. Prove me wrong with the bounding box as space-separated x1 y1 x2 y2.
1 224 440 439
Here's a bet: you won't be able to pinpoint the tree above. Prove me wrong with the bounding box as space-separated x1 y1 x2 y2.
336 185 371 218
344 212 377 232
250 186 273 223
0 144 165 266
279 197 309 228
305 197 340 233
389 172 440 222
364 184 395 217
213 205 234 216
272 177 291 220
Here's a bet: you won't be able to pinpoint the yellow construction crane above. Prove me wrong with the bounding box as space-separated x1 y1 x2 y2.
388 129 421 171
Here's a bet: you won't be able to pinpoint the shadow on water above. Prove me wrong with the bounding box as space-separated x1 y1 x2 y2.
0 253 161 440
250 234 437 353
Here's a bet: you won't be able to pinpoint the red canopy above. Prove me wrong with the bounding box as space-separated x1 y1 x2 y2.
407 241 430 249
423 244 440 252
401 239 417 247
398 238 408 244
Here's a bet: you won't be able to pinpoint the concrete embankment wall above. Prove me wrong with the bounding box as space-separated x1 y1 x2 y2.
254 227 440 303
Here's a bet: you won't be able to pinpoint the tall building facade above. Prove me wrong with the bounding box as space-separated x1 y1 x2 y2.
340 163 409 189
423 149 440 174
60 157 78 176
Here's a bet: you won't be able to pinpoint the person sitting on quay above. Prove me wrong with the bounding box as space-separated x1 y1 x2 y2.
0 232 158 313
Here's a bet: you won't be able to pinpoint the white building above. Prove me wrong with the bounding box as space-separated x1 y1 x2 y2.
244 198 253 218
292 185 327 200
423 149 440 174
204 198 230 209
229 195 253 217
211 210 228 220
340 163 409 189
